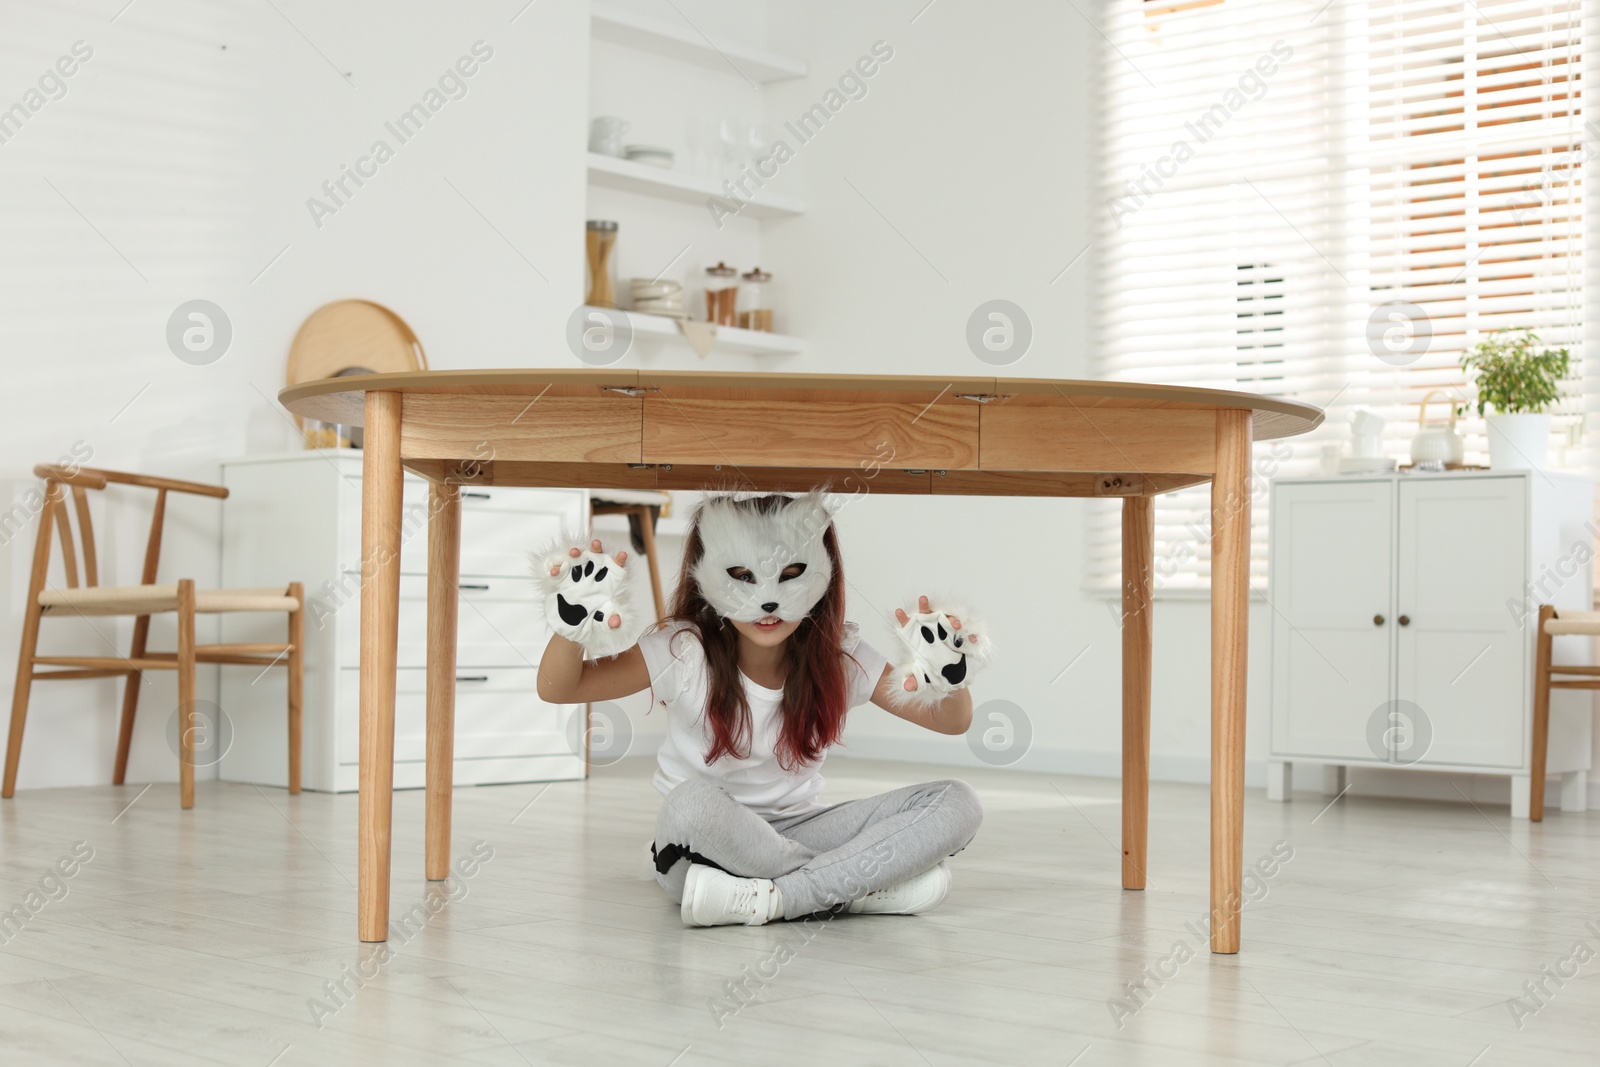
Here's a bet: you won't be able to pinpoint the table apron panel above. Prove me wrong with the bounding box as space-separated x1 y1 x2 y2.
981 407 1218 475
396 462 1213 497
934 470 1212 496
643 399 979 469
655 465 932 494
403 459 660 490
399 395 643 464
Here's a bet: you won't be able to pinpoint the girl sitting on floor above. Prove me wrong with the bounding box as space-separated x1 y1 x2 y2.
534 490 986 927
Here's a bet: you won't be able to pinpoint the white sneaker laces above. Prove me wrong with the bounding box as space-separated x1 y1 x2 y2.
729 880 763 922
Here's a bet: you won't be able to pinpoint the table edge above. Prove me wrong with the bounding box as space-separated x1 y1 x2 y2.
278 369 1325 439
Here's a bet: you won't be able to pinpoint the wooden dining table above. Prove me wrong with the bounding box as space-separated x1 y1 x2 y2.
278 369 1322 954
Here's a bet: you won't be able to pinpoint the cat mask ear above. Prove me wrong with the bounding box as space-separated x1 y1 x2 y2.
690 490 834 623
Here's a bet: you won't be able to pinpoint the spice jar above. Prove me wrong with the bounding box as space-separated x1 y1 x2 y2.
585 220 619 308
738 267 773 331
704 261 738 326
302 420 348 449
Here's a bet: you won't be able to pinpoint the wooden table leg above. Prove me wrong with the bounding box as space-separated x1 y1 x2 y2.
1529 604 1553 822
359 391 404 942
1121 495 1154 890
1210 409 1252 953
425 483 461 881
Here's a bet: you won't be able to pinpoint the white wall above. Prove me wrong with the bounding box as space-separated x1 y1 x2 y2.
0 0 587 790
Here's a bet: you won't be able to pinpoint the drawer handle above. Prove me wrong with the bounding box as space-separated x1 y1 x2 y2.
459 583 490 591
462 492 491 500
1373 614 1385 626
456 675 489 683
1398 615 1411 627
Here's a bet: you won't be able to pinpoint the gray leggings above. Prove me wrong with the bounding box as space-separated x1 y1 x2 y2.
652 777 983 920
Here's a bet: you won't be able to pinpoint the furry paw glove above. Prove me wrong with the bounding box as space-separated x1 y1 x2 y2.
887 601 992 708
533 539 641 658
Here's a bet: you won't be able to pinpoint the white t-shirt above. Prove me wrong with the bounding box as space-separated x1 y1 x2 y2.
640 620 889 818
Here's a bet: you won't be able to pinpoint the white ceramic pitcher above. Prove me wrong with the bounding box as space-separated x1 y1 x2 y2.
1410 390 1466 467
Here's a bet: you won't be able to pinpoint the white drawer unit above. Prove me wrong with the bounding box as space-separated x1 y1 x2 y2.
341 575 550 667
1267 470 1593 818
334 668 570 764
217 451 586 792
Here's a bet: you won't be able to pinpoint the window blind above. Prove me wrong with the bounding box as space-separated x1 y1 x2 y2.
1091 0 1588 594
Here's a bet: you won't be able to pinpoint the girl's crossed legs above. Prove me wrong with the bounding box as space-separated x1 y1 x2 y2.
652 778 982 920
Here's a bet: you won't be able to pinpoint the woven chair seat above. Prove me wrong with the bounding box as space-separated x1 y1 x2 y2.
1544 609 1600 636
40 584 299 617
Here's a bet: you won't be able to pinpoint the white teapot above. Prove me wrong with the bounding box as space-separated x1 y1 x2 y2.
1410 390 1466 467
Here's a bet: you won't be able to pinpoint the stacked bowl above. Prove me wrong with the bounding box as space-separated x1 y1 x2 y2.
630 278 687 319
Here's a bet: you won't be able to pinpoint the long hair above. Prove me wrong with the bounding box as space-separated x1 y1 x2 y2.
658 494 852 770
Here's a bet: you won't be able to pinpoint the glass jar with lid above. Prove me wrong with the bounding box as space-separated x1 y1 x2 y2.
738 267 773 332
585 220 619 308
704 261 738 326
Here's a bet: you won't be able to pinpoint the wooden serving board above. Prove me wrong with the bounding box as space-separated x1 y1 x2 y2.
286 300 427 386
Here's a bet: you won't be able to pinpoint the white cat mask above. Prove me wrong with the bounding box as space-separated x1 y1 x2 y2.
690 492 834 623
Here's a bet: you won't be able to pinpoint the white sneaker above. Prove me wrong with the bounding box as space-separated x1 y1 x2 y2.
681 864 784 927
847 862 951 915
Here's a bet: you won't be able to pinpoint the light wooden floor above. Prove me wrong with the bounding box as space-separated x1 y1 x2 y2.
1 756 1597 1066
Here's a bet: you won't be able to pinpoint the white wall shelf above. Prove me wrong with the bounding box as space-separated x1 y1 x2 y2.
593 305 802 356
586 153 804 219
590 3 807 84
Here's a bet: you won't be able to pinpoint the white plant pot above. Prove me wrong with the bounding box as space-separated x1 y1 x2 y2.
1485 412 1551 470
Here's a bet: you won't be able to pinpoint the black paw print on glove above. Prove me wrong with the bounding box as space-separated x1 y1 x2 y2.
916 616 969 686
894 595 981 698
546 539 628 639
557 554 618 626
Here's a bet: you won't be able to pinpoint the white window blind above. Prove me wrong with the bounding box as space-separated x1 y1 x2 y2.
1091 0 1588 594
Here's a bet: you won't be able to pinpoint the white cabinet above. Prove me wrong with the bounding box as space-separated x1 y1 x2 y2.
216 451 587 792
1268 471 1593 818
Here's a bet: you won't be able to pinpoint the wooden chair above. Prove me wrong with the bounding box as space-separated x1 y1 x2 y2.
3 465 303 809
1530 603 1600 821
590 489 671 622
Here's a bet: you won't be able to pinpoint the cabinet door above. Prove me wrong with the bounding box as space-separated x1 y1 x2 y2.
1396 477 1526 768
1270 480 1394 760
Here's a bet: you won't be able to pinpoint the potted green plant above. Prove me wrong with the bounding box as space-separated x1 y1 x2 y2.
1460 328 1571 470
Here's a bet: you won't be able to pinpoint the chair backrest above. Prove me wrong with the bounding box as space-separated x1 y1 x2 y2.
26 465 228 595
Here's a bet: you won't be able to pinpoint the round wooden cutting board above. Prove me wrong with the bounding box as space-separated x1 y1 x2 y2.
286 299 428 386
